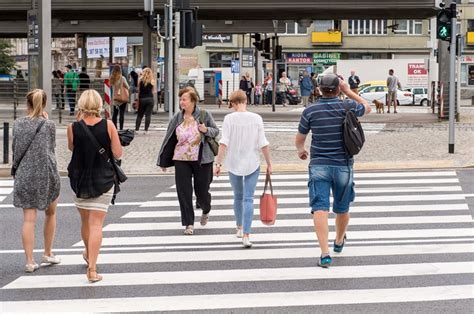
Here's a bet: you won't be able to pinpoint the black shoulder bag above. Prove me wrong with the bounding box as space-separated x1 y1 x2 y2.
79 120 128 184
11 120 46 177
199 109 219 156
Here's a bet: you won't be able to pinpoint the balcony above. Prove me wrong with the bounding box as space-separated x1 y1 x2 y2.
311 31 343 45
467 32 474 45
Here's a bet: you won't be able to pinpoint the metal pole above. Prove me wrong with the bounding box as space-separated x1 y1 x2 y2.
167 0 174 122
39 0 52 117
448 2 456 154
271 36 276 112
174 11 180 115
3 122 9 164
13 79 18 120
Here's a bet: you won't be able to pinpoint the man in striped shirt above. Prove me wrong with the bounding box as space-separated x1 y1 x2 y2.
295 73 371 267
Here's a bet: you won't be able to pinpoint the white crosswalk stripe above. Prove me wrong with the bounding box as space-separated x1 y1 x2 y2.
0 179 13 203
2 170 473 312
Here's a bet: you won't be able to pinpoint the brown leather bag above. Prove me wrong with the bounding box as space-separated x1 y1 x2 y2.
259 170 277 226
113 77 129 103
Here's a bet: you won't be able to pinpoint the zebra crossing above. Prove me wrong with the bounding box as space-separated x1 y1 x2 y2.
0 179 13 203
1 170 473 312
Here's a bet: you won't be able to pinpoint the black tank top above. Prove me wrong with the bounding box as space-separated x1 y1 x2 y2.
139 81 153 99
67 119 115 198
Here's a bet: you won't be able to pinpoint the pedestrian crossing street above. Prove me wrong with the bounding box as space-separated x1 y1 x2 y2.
150 122 387 134
0 179 13 203
1 170 473 312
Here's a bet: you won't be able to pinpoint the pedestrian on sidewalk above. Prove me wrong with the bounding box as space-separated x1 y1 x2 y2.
295 74 371 267
157 87 219 235
52 71 62 109
300 71 314 107
239 72 254 105
12 89 61 273
110 65 129 131
67 90 123 283
386 69 402 114
135 67 156 134
63 65 79 116
254 83 262 105
348 70 360 94
264 73 273 105
214 90 272 248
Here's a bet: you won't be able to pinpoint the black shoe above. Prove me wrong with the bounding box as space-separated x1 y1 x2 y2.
317 255 332 268
333 234 347 253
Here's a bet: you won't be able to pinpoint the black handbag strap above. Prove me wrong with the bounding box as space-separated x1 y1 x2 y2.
78 120 111 164
13 119 46 168
262 170 273 195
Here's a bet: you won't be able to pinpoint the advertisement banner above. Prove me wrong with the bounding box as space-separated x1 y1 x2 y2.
87 37 127 59
202 34 232 43
313 52 341 65
407 63 428 87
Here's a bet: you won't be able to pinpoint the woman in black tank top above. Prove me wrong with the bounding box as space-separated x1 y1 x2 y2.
135 68 157 134
67 90 123 283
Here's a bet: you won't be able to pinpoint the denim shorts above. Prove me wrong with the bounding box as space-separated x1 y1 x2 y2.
308 165 355 214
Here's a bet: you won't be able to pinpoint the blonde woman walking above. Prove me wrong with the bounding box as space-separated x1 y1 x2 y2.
67 90 122 282
109 65 129 130
13 89 61 272
214 90 272 248
135 67 156 134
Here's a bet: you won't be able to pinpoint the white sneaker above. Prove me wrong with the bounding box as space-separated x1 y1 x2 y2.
25 263 39 273
242 237 253 248
41 255 61 265
236 228 243 238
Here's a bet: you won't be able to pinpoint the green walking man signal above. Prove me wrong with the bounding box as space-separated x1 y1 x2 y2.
436 7 452 41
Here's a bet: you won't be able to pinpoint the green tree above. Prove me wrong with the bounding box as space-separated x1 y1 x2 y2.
0 39 16 75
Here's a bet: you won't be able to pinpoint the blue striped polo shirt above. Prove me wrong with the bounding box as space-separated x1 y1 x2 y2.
298 97 365 166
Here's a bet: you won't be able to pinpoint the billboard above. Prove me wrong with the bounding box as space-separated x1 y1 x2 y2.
86 37 127 59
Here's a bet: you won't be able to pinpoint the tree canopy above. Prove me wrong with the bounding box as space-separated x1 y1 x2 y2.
0 39 16 75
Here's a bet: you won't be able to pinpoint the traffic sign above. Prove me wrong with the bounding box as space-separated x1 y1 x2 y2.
231 60 240 74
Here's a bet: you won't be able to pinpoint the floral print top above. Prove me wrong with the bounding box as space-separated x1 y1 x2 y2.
173 119 201 161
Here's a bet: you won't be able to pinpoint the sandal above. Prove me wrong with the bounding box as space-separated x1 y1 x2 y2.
82 251 89 266
183 225 194 235
87 268 103 283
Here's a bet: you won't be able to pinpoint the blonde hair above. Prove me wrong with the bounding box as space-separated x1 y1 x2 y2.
109 65 122 85
229 90 247 108
26 89 47 118
78 89 103 117
140 68 154 86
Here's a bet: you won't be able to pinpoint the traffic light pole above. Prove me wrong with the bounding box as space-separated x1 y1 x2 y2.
448 2 456 154
271 35 276 112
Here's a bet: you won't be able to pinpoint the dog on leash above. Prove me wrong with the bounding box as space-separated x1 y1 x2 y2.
372 99 384 114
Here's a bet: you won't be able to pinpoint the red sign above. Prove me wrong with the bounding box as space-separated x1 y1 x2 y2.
408 63 428 75
287 57 312 64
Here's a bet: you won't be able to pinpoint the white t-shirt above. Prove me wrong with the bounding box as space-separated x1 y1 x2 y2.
219 111 269 176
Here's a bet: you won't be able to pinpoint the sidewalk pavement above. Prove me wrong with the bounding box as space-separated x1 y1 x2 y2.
1 105 474 177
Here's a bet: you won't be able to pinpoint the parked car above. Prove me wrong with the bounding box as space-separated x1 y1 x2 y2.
357 80 387 92
359 85 414 105
404 87 428 106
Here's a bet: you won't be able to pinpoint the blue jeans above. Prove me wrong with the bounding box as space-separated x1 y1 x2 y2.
229 167 260 234
308 165 355 214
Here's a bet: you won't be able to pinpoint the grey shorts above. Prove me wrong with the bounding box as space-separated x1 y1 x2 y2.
387 90 397 104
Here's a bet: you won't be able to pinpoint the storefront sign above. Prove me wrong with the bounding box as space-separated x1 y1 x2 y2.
313 52 340 65
86 37 127 59
407 63 428 87
286 53 312 64
202 34 232 43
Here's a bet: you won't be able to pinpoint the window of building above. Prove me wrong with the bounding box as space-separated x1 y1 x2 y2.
468 20 474 32
314 20 341 32
209 52 233 68
347 20 387 35
394 20 423 35
279 22 307 35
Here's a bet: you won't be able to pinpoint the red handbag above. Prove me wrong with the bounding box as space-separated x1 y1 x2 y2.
259 171 277 225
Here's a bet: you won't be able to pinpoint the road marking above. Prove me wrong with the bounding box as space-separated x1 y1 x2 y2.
156 186 463 198
43 243 474 266
103 215 473 232
2 285 472 311
0 201 144 209
0 180 13 187
142 194 468 207
4 262 472 290
78 228 474 247
0 187 13 194
124 203 470 219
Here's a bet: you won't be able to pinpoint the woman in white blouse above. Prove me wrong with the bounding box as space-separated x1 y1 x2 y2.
214 90 272 248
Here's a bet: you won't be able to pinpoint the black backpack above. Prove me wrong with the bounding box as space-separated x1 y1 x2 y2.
342 104 365 156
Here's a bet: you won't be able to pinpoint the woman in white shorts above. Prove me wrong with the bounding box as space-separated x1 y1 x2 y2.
67 90 122 283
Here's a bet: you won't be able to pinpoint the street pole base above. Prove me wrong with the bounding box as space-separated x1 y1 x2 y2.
449 144 454 154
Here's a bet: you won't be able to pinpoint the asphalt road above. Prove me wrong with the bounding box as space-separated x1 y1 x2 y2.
0 169 473 313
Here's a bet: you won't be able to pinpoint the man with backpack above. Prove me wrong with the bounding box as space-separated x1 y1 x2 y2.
295 73 371 268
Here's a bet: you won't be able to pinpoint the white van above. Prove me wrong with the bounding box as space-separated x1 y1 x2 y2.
187 68 242 103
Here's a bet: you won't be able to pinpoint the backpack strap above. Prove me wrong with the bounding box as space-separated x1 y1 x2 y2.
199 109 206 125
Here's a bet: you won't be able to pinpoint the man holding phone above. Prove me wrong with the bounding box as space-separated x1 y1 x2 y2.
295 74 371 268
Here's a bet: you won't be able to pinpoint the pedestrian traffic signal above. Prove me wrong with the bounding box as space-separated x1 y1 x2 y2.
436 8 452 41
263 38 271 54
180 9 202 48
252 33 262 51
273 45 282 60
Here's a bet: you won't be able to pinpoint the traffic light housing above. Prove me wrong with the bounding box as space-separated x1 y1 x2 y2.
263 38 271 54
252 33 262 50
436 8 452 41
273 45 282 60
180 9 202 48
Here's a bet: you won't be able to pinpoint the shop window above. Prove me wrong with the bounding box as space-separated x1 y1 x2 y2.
209 52 233 68
348 20 387 35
